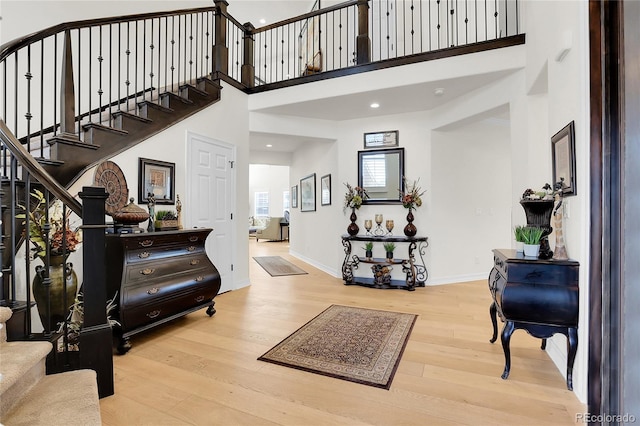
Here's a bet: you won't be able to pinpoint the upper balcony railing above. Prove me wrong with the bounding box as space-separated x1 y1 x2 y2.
216 0 522 88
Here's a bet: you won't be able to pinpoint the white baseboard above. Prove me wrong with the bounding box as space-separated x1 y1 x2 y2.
289 250 340 278
426 272 488 285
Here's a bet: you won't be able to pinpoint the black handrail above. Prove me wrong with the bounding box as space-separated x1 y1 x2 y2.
0 6 217 63
249 0 357 34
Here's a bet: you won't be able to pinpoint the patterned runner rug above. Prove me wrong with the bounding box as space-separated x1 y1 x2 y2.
253 256 308 276
258 305 417 389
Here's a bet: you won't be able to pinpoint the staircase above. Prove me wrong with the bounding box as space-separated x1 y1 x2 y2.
0 307 101 425
42 76 222 187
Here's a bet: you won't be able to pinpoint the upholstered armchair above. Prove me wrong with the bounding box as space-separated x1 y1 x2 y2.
255 217 288 241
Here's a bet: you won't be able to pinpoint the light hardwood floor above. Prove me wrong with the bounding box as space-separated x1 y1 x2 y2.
100 240 586 425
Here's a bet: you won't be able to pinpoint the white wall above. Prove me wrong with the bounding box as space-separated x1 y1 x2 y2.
249 164 290 218
431 118 512 282
521 0 590 403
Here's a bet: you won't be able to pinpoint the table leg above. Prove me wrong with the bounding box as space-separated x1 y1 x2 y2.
566 327 578 391
489 302 498 343
500 321 515 380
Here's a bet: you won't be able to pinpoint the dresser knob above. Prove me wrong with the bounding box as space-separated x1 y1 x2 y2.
147 287 159 295
146 310 161 319
195 295 205 302
190 259 200 266
139 240 154 247
189 236 199 242
140 268 155 275
195 276 204 282
138 251 151 259
187 246 196 252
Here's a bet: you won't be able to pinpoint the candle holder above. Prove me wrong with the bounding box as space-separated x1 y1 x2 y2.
364 219 373 236
374 214 385 236
386 219 394 235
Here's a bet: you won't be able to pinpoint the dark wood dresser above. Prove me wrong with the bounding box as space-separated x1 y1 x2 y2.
488 248 579 390
106 228 221 354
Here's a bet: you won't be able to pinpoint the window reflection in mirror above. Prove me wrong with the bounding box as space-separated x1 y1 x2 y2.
358 148 404 204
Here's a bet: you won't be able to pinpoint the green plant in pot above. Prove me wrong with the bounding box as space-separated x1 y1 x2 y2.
521 226 544 258
514 225 526 252
383 242 396 261
155 210 178 230
363 242 374 260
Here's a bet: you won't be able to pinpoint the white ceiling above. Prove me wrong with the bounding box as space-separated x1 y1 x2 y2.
248 68 517 153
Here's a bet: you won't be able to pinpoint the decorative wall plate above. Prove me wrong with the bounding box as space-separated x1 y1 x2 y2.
94 160 129 216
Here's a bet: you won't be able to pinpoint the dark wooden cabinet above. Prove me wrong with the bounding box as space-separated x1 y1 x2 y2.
106 228 221 354
341 234 428 290
488 248 579 390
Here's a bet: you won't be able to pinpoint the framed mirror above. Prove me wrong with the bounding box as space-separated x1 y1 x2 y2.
358 147 405 204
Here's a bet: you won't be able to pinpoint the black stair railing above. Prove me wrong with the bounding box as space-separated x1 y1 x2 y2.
0 6 218 167
0 119 113 397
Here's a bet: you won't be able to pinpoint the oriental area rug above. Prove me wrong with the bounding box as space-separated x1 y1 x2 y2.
258 305 417 389
253 256 308 277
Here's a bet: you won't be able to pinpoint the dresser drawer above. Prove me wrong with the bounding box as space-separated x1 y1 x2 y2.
124 254 209 283
121 270 217 309
501 282 579 327
126 244 204 264
120 285 216 331
507 263 579 287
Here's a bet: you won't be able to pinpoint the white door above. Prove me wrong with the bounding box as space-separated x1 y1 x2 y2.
186 132 235 293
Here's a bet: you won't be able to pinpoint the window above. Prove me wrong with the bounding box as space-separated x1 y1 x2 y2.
283 190 290 209
361 154 386 187
255 192 269 216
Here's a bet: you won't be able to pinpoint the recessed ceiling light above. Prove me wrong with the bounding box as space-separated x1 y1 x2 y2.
259 18 266 24
370 103 380 108
434 88 445 96
266 144 273 148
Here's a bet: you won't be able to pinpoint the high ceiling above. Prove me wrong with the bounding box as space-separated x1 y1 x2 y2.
248 68 517 153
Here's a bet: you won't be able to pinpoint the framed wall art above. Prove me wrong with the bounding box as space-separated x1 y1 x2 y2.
138 158 176 204
291 185 298 208
363 130 399 149
321 174 331 206
551 121 577 196
300 173 316 212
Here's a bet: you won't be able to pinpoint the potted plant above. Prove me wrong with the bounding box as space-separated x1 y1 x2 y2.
155 210 179 230
399 177 426 236
383 242 396 261
17 190 82 333
514 225 526 252
521 226 544 257
363 242 374 260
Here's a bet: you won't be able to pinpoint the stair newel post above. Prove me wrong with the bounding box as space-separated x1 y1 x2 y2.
213 0 229 76
241 22 255 87
78 186 114 398
356 0 371 65
59 30 78 141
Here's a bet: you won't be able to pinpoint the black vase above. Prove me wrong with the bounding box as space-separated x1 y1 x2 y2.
347 208 359 236
32 255 78 333
403 209 417 237
520 199 554 259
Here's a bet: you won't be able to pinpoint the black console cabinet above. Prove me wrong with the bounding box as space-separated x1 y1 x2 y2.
106 229 221 354
488 249 579 390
